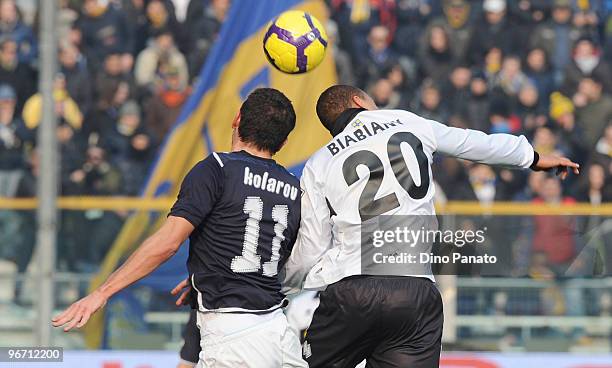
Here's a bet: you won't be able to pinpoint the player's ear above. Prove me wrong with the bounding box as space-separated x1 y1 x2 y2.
352 93 377 110
231 112 241 129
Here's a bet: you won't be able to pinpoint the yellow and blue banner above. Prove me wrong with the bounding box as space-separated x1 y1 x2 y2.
84 0 336 348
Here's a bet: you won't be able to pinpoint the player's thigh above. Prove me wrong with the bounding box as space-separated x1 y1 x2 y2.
195 312 308 368
304 282 375 368
368 280 443 368
198 316 285 368
279 315 309 368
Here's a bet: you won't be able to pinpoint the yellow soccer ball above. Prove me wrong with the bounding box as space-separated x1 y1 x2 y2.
263 10 328 74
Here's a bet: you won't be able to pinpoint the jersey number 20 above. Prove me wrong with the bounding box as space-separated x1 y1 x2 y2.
231 197 288 276
343 131 430 221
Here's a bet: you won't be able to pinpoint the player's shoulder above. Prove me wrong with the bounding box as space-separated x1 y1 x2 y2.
306 143 333 172
180 153 226 187
382 109 428 123
188 152 226 173
216 150 299 185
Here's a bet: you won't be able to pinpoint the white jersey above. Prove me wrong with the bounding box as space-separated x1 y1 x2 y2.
280 109 534 293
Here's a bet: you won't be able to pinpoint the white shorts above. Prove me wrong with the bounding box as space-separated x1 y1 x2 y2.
195 309 307 368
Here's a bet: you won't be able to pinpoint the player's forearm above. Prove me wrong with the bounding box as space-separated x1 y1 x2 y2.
433 120 534 169
97 233 179 300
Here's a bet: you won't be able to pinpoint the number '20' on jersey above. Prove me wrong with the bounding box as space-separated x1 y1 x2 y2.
169 150 301 312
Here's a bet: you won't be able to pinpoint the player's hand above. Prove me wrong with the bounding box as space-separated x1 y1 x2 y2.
171 278 192 306
51 290 107 332
533 153 580 180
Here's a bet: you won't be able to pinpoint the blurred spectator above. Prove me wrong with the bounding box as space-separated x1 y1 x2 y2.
94 50 135 98
530 0 583 81
467 0 519 66
422 0 472 63
392 0 436 58
59 42 92 113
561 37 612 96
532 125 562 155
508 0 548 28
77 0 134 72
516 83 547 134
488 98 520 134
433 157 472 200
66 145 121 196
65 145 123 268
144 0 185 52
0 83 31 275
186 0 230 78
356 24 397 87
574 78 612 147
443 64 471 114
143 66 190 142
56 120 85 192
57 0 80 43
134 27 188 92
22 74 83 132
468 164 497 204
517 170 547 200
0 37 34 113
418 24 454 83
369 78 402 109
329 0 397 64
594 121 612 159
412 79 448 122
573 163 611 204
122 0 149 56
524 47 555 107
83 78 128 137
532 176 577 269
0 84 30 197
491 55 531 98
549 92 589 163
0 0 36 65
102 100 153 195
464 71 490 132
11 149 36 289
483 47 504 81
383 62 414 105
571 0 601 39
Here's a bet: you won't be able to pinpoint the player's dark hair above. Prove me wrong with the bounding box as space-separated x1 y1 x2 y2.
316 85 366 132
239 88 296 154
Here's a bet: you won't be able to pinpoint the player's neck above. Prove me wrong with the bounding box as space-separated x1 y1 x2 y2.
232 141 273 160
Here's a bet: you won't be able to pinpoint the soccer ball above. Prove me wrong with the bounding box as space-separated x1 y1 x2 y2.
263 10 328 74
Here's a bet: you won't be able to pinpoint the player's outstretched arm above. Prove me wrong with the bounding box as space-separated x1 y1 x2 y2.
51 216 194 332
428 118 579 178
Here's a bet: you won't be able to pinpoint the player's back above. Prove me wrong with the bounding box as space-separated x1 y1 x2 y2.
170 150 301 312
308 109 436 228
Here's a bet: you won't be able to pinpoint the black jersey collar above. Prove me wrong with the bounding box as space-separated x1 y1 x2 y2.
330 108 367 137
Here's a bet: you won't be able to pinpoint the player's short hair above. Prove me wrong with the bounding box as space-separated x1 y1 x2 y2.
316 85 366 132
239 88 296 154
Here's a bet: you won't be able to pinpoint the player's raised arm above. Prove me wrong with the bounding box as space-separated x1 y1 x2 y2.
428 119 579 179
279 163 333 294
52 155 223 332
51 216 193 331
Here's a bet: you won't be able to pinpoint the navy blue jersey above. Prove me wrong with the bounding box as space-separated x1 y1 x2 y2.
169 150 301 312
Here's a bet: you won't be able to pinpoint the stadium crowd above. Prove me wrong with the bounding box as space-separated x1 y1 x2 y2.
0 0 610 277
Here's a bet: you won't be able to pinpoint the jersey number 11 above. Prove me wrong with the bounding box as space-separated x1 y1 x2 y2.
231 197 288 276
